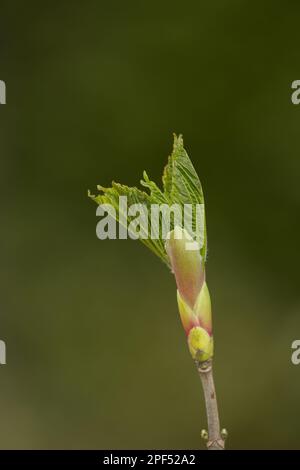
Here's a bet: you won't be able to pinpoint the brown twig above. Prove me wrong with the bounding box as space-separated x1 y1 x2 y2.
196 360 225 450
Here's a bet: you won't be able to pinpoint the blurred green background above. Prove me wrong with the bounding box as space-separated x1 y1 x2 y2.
1 0 300 450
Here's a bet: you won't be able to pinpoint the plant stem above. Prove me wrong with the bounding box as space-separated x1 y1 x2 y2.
196 360 225 450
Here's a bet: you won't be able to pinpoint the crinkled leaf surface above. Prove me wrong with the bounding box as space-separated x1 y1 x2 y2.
88 135 207 267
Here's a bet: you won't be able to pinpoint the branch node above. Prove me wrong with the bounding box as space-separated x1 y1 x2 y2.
207 439 225 450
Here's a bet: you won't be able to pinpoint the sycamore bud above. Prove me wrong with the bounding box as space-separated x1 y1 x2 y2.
166 226 213 363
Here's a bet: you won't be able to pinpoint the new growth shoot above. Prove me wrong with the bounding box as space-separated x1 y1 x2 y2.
89 135 226 450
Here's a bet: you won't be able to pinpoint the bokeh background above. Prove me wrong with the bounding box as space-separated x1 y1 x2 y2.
1 0 300 450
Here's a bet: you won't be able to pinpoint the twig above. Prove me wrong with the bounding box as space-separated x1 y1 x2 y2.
196 360 225 450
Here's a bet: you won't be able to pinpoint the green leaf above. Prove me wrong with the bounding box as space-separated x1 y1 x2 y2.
162 135 207 260
88 134 207 266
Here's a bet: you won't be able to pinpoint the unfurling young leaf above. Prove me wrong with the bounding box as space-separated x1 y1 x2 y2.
89 134 207 266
